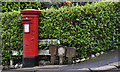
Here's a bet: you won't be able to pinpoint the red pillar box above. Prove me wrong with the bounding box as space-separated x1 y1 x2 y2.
21 9 41 67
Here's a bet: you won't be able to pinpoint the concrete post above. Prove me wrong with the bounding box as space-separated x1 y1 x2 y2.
58 45 66 65
66 47 76 64
49 45 58 64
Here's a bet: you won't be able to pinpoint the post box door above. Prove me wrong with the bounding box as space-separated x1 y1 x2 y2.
23 16 38 56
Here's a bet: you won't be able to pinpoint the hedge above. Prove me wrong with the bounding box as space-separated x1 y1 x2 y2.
2 2 89 13
2 2 41 12
2 11 23 65
39 2 119 58
2 2 120 65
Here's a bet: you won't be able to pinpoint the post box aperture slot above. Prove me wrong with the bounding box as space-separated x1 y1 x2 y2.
22 21 32 24
22 20 31 21
24 24 29 33
22 19 31 21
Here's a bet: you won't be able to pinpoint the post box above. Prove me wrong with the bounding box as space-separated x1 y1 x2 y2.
21 9 41 67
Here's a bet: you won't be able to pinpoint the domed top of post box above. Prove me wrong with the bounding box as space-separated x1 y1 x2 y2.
20 9 41 15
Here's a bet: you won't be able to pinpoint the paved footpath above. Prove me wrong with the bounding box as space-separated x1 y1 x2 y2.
2 49 120 72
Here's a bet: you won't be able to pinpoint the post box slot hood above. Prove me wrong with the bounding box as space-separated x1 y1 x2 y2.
22 18 32 24
22 18 32 21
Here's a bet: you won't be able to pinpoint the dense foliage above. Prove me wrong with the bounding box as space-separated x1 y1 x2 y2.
2 11 22 65
39 2 119 58
2 2 41 12
1 2 87 12
2 2 120 65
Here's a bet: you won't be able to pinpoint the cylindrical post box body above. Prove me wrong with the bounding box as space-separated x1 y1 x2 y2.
21 9 41 67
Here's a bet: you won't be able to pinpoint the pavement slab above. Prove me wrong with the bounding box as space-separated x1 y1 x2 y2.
14 65 68 71
76 68 90 71
108 61 120 67
90 65 117 71
35 70 90 72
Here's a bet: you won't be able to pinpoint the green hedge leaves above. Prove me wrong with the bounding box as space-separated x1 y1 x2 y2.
39 2 119 58
2 11 23 65
2 2 41 12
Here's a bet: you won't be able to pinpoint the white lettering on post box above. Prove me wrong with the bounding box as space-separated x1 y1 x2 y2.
24 24 29 32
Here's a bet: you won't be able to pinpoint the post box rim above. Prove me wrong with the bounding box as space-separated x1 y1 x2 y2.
20 9 41 14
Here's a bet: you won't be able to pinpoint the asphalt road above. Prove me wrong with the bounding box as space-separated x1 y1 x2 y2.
34 49 120 70
2 49 120 72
